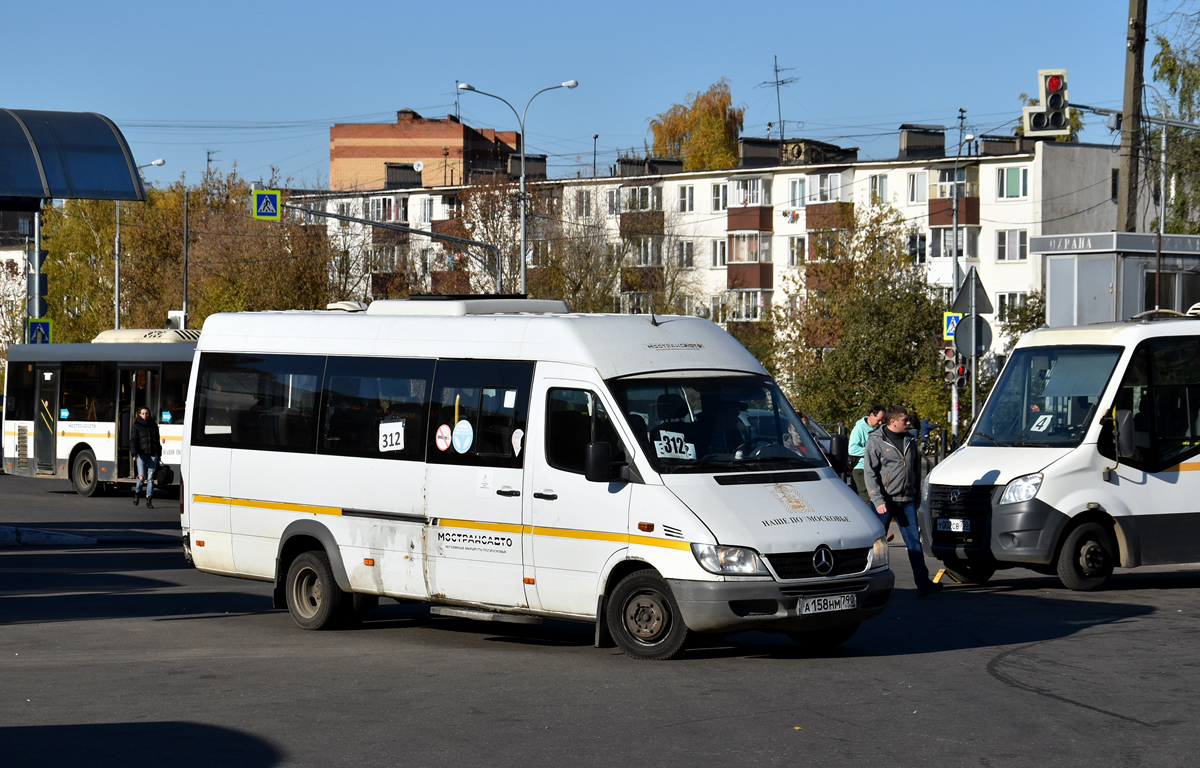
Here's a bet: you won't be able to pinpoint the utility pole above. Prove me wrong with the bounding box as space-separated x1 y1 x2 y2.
1118 0 1147 232
114 201 121 329
593 134 599 178
182 190 189 329
443 146 449 186
206 149 220 176
952 108 967 297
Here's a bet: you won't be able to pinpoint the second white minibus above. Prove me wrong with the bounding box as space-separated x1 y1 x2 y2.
182 298 893 659
922 317 1200 590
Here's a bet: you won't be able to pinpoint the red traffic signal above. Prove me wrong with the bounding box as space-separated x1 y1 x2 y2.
1046 74 1064 93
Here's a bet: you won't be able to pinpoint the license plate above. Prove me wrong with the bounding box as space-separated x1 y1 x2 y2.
937 518 970 532
800 594 857 615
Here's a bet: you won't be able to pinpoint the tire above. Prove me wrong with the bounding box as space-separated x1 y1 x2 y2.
787 622 860 650
944 559 996 585
606 572 688 660
339 593 379 626
285 551 350 630
71 450 100 497
1056 522 1116 591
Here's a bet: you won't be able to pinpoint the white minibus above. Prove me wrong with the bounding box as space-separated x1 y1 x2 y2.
181 297 893 659
3 329 197 495
922 317 1200 590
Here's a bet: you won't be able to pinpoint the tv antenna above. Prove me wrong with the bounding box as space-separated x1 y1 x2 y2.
757 56 798 142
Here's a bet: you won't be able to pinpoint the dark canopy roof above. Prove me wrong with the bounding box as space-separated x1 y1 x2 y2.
0 109 146 211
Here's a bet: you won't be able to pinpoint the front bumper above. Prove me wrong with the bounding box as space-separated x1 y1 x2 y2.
668 569 894 634
922 494 1069 567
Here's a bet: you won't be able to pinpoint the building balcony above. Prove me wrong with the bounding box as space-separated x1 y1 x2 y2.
726 206 774 232
619 210 664 237
805 202 854 231
727 262 773 290
928 197 979 227
621 266 663 293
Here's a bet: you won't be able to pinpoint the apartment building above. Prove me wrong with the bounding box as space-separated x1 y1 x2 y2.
301 126 1122 355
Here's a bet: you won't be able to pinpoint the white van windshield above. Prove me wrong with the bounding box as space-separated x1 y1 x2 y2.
608 374 828 473
972 345 1123 448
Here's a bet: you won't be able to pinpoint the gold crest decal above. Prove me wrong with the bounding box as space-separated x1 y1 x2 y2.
769 484 813 514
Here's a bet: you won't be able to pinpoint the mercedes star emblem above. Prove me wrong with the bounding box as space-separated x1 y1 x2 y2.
812 545 835 576
950 489 961 503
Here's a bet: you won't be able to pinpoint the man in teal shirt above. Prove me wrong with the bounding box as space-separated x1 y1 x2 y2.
849 404 884 504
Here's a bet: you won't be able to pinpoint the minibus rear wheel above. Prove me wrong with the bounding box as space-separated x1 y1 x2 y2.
71 450 100 497
1056 522 1115 591
606 572 688 660
286 551 349 630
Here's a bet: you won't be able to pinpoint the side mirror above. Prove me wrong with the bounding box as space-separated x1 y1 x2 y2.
585 441 613 483
1115 409 1135 459
828 433 849 473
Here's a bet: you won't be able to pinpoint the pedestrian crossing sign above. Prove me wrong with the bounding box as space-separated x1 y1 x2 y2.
252 190 281 220
943 312 963 341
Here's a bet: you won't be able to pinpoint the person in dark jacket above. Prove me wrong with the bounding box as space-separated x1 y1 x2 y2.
864 404 941 596
130 407 162 508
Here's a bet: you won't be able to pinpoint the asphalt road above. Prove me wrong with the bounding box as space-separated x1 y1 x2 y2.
2 473 1199 768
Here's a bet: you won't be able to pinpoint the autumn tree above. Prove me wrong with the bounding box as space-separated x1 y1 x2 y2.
769 203 948 429
649 79 745 171
1151 11 1200 234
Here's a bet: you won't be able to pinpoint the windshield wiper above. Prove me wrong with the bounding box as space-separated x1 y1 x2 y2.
972 431 1001 445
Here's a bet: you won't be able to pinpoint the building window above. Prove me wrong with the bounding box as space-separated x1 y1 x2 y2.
870 174 889 205
809 173 841 203
729 233 771 263
624 186 662 212
997 167 1029 200
997 229 1028 261
442 196 462 218
368 197 393 221
711 239 727 268
621 292 650 314
788 236 806 266
606 189 619 216
1112 169 1120 201
931 227 979 260
908 232 927 264
576 189 592 218
789 178 806 207
733 178 770 206
907 172 928 204
997 292 1028 320
712 182 728 212
678 185 694 213
931 167 979 199
676 241 694 269
633 236 662 267
418 198 433 224
728 290 772 321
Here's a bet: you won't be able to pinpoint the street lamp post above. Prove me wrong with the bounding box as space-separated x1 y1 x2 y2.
459 80 578 295
116 158 165 328
951 114 973 298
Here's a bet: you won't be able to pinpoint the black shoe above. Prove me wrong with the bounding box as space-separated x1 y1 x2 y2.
917 582 944 597
146 498 154 509
133 493 140 506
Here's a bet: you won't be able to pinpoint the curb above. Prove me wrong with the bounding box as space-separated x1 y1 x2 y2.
0 525 98 547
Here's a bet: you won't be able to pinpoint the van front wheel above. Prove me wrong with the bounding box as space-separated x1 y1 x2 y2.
1057 522 1115 591
606 572 688 660
286 551 349 630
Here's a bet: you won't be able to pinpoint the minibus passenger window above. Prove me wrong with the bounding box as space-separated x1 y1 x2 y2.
160 362 190 425
427 360 534 469
59 362 116 421
318 356 433 461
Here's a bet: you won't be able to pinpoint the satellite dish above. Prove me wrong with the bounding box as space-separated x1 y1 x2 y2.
413 161 424 172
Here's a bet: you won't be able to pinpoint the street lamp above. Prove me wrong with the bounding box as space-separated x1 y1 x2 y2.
459 80 579 295
116 158 165 328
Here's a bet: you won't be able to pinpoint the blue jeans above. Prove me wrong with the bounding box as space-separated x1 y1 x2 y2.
135 454 158 498
878 502 924 553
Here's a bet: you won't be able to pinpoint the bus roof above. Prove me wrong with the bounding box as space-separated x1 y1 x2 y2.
1015 317 1200 350
6 342 196 364
198 309 765 379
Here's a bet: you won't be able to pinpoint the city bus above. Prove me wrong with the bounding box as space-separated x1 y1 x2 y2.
181 297 893 660
2 329 198 496
922 317 1200 590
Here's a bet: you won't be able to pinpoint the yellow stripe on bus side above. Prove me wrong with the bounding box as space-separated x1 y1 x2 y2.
1164 462 1200 473
437 518 524 535
437 519 691 551
192 494 342 516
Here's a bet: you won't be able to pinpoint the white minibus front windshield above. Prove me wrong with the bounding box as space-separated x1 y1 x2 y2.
971 345 1123 448
608 374 827 473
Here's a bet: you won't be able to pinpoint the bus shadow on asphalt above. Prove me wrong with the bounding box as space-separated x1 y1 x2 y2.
0 722 281 767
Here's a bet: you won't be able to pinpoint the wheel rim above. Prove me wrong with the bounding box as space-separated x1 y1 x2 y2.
79 460 94 489
1079 538 1109 576
622 590 670 645
292 565 322 620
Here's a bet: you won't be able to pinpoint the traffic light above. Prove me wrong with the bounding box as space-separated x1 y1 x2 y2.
26 248 48 318
954 360 971 389
943 348 957 385
1023 69 1070 138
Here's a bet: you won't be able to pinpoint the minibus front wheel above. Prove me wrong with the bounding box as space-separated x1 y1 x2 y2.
286 551 350 630
1056 522 1116 591
606 572 688 660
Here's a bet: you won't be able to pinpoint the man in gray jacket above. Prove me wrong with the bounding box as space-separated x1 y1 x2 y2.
864 404 941 596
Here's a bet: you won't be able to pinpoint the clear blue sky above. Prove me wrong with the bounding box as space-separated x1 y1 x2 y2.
5 0 1184 188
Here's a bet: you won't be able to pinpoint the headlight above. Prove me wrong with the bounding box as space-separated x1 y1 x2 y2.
999 472 1043 505
691 543 770 575
922 475 931 504
871 535 889 569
